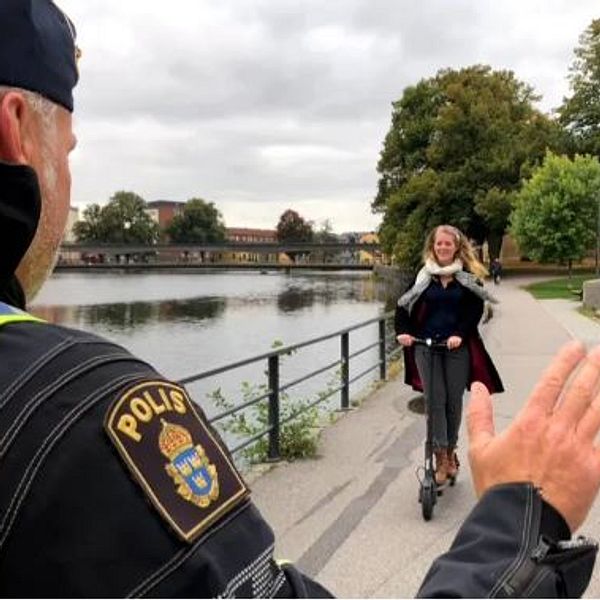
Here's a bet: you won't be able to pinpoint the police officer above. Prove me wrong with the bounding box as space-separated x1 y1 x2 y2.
0 1 599 598
0 2 329 597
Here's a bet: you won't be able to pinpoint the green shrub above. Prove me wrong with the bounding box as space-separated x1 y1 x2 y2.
208 342 339 463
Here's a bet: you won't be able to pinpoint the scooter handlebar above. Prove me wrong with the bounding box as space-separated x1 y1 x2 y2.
412 337 449 349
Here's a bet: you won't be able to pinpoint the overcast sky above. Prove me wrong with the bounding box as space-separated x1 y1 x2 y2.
58 0 598 233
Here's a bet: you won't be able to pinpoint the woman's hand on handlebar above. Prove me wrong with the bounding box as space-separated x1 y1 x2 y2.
396 334 414 347
447 336 462 350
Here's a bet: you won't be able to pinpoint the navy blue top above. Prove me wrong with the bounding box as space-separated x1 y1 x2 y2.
419 278 465 341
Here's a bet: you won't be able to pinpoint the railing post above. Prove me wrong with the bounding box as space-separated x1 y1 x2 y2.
379 318 387 381
267 354 280 461
340 332 350 410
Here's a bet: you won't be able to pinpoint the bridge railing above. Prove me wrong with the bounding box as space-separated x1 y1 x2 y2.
178 311 401 459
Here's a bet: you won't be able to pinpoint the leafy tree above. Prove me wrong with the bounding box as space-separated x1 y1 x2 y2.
102 191 159 244
510 152 600 277
375 65 562 266
276 209 314 242
73 203 105 242
474 187 515 260
166 198 226 243
313 219 337 243
276 209 314 263
313 219 338 263
74 191 159 244
559 19 600 157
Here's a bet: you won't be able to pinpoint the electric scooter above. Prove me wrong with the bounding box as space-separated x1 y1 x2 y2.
412 337 456 521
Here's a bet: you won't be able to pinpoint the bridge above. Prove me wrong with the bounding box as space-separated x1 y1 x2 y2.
57 241 384 271
54 262 375 272
59 241 381 254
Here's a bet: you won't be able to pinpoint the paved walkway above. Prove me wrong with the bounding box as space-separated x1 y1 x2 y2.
250 276 600 598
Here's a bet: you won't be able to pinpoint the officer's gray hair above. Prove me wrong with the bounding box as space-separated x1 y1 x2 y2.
0 86 59 190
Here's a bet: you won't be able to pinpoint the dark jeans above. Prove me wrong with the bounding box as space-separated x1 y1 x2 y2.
414 344 469 449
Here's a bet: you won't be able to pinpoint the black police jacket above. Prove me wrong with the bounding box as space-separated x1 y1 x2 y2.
419 483 597 598
0 309 596 599
0 306 331 598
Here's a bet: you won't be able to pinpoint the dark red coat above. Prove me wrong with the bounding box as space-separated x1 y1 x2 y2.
395 278 504 394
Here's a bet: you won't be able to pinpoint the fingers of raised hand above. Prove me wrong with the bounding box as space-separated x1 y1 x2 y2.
556 345 600 429
577 397 600 445
571 347 600 443
522 341 586 420
467 381 495 449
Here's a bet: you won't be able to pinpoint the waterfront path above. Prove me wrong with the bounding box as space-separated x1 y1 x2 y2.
249 275 600 598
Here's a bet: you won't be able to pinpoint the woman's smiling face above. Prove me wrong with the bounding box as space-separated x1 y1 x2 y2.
433 230 458 266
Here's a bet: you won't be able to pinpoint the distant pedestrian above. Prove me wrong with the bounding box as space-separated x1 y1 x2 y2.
490 258 502 284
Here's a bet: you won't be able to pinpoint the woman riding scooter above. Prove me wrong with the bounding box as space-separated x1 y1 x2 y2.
395 225 504 486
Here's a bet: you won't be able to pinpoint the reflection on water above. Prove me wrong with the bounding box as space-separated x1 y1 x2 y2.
30 271 396 384
277 287 316 313
33 297 227 331
32 272 389 333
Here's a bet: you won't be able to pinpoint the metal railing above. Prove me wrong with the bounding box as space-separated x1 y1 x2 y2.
178 310 402 459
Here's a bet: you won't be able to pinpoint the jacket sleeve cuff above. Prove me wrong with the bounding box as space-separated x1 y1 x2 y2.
417 482 597 598
540 497 571 540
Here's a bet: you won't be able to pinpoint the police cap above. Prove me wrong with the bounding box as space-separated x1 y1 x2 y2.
0 0 79 112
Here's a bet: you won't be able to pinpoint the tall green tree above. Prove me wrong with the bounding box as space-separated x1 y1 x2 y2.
313 219 338 263
510 152 600 277
276 209 314 263
74 191 159 244
276 209 313 242
559 19 600 157
375 65 562 267
73 203 106 242
166 198 226 243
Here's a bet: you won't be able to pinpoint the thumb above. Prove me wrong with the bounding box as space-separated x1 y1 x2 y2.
467 381 495 448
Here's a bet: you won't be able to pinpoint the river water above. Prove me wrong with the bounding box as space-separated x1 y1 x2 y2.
31 270 398 422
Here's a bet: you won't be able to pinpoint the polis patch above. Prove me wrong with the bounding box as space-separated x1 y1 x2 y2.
105 380 249 542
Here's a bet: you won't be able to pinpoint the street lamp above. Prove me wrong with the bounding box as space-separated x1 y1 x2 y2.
123 220 132 264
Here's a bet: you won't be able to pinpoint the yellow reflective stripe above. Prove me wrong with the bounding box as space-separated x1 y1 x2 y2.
0 314 44 327
276 559 293 567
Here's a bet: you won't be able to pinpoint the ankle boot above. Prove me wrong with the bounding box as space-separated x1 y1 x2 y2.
434 449 448 486
447 448 459 479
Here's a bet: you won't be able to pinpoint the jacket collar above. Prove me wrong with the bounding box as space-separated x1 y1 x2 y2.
0 162 42 309
398 268 498 313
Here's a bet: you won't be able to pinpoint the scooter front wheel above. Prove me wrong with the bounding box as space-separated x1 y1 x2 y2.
420 482 436 521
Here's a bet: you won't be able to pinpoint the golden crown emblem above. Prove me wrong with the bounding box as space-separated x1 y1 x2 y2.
159 419 193 460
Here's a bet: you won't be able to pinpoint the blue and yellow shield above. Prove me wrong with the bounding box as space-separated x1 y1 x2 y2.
160 420 220 508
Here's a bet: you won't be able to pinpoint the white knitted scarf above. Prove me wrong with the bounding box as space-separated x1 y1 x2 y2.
398 258 498 311
418 258 463 281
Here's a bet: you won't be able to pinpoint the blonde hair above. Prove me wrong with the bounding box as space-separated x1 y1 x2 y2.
422 224 488 279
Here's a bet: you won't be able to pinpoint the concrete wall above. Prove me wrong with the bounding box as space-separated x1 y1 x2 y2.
583 279 600 310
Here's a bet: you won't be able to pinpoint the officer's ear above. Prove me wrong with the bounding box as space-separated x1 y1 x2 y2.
0 91 36 164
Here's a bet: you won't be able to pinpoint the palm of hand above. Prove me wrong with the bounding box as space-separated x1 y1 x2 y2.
468 342 600 532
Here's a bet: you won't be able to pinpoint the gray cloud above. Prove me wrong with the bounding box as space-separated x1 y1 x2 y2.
60 0 597 232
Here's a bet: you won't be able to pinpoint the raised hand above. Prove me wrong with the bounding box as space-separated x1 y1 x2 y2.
467 341 600 532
